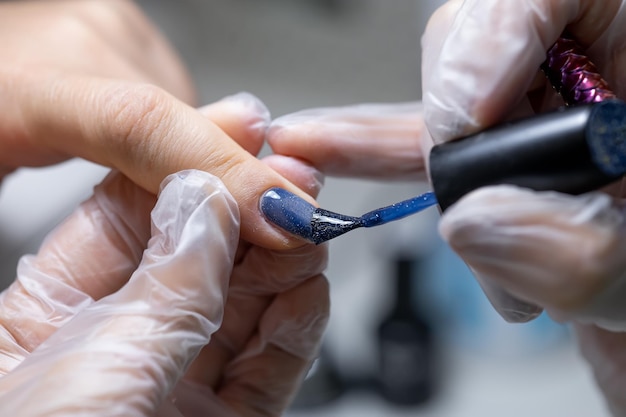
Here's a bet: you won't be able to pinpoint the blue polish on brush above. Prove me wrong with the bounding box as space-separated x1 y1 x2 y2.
260 188 438 244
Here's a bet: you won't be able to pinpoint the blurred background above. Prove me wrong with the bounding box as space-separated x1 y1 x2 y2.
0 0 611 415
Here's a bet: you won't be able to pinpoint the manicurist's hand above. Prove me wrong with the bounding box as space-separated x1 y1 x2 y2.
0 0 316 249
268 102 426 181
268 99 626 416
0 167 329 417
420 1 626 415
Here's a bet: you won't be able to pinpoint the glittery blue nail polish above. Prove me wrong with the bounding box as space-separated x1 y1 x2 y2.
260 187 438 244
260 188 317 240
260 188 361 244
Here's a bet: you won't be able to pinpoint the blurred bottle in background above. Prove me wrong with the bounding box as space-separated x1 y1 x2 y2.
376 254 435 406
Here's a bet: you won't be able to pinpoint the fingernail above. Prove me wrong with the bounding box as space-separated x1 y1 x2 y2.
476 273 544 323
223 92 271 122
497 303 543 323
261 154 325 197
260 188 315 241
310 169 325 197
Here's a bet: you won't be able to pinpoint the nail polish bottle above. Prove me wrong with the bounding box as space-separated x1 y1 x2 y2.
376 254 434 406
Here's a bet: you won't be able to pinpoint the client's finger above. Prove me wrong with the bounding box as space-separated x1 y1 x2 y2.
184 156 328 388
198 92 270 157
0 93 273 363
0 73 314 248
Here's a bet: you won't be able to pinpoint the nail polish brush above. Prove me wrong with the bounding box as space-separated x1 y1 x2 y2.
260 188 438 245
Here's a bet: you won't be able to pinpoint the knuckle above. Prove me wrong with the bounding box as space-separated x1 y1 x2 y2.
103 83 172 162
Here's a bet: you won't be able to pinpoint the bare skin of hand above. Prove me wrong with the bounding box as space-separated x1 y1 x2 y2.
0 0 314 249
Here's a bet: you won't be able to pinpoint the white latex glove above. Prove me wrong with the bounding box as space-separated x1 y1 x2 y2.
421 0 626 320
421 0 626 145
0 168 329 417
269 102 426 181
267 94 626 414
438 185 626 329
0 170 239 415
422 1 626 415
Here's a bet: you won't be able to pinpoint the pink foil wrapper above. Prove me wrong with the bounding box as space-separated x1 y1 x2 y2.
542 36 616 105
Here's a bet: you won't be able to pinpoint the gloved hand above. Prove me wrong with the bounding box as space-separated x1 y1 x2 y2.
0 0 316 249
421 2 626 324
421 0 626 144
267 96 626 414
269 101 426 181
420 1 626 415
0 168 329 417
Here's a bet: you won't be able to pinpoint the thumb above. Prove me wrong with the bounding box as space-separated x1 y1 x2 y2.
0 170 239 417
421 0 621 143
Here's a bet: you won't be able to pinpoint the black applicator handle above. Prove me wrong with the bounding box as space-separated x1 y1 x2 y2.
429 35 624 212
430 100 626 211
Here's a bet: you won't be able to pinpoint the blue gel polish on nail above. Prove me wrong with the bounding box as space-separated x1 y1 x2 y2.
260 188 316 239
260 188 438 244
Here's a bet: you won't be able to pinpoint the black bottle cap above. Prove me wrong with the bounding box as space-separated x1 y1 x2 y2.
429 100 626 211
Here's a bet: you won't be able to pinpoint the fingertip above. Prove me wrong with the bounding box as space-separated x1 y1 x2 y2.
474 272 544 323
262 154 325 198
198 92 271 156
258 187 317 244
265 116 305 154
247 215 314 250
496 302 544 323
241 185 319 250
199 91 271 121
219 91 272 127
197 148 320 250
